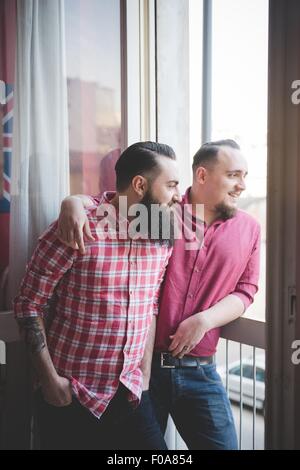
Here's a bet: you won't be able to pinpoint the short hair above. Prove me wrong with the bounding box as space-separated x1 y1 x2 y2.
192 139 240 173
115 141 176 191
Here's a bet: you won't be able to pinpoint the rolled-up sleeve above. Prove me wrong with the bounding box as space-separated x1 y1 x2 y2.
231 226 261 311
14 222 76 320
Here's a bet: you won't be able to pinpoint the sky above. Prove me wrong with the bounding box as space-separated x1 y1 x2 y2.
211 0 269 199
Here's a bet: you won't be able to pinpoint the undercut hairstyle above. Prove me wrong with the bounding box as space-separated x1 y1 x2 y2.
192 139 240 174
115 141 176 192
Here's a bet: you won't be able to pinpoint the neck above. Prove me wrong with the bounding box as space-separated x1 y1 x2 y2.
189 186 219 226
110 192 141 221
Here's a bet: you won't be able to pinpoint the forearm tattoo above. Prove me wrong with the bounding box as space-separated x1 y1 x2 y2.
17 318 46 355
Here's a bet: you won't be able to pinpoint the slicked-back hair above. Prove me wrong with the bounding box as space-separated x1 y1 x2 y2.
115 141 176 192
192 139 240 173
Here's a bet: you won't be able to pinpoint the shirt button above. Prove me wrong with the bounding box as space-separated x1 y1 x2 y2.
188 293 193 298
129 290 133 296
195 268 199 273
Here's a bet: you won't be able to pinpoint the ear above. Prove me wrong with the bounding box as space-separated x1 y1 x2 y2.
131 175 148 198
195 166 208 185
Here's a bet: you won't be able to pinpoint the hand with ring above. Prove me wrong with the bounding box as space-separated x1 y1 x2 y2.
179 345 189 358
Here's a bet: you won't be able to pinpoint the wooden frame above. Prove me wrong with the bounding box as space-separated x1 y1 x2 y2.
266 0 300 450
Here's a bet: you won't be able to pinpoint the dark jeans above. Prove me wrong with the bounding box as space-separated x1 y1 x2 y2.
125 390 167 450
150 354 238 450
35 385 166 450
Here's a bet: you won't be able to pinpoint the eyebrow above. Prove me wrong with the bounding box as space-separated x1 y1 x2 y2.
227 170 248 176
167 180 179 184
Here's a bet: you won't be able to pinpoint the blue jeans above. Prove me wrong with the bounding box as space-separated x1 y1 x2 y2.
124 390 167 450
150 354 238 450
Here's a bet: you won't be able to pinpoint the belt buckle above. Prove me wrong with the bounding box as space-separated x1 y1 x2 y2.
160 352 175 369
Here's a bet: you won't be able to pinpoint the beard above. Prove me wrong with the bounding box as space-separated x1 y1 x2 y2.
139 190 175 246
214 202 237 220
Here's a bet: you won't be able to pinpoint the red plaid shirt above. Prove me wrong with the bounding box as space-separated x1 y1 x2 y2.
14 192 172 418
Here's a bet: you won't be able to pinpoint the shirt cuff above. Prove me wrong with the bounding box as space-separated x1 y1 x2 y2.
90 195 101 206
230 292 251 312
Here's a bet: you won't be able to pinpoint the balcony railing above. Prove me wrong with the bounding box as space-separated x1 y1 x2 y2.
165 317 266 450
0 311 266 450
220 317 265 450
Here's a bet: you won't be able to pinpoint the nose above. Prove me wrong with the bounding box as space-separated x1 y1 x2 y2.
236 177 246 191
173 187 182 203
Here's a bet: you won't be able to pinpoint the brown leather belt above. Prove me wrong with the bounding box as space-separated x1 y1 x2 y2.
157 352 214 369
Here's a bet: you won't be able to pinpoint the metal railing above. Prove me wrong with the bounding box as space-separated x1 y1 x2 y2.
218 318 265 450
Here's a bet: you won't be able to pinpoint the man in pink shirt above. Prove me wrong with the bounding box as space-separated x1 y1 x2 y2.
58 139 260 450
150 139 260 450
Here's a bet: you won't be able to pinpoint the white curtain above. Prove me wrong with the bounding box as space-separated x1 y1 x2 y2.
8 0 70 305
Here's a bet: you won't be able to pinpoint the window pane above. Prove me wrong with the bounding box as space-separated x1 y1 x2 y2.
211 0 268 321
242 365 254 379
230 365 241 376
64 0 122 196
256 368 265 383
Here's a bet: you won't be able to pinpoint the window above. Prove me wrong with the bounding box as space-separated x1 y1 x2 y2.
256 367 265 383
64 0 122 196
242 365 254 380
211 0 269 321
230 365 241 376
229 363 265 383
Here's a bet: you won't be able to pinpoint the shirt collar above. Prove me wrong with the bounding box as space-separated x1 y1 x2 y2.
100 191 116 204
96 191 128 230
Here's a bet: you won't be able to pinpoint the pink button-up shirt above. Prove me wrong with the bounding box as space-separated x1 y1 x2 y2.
155 188 261 356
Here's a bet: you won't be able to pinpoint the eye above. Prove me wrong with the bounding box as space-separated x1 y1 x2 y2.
228 172 247 178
